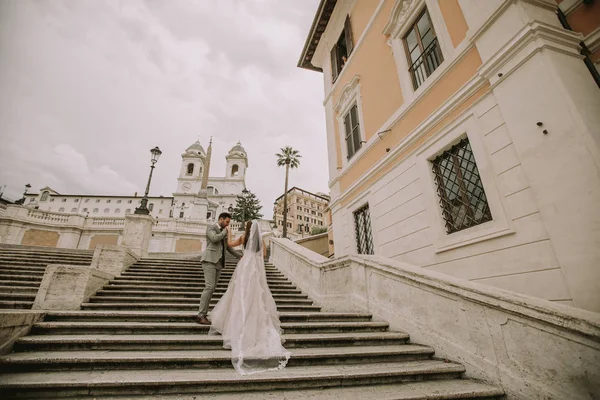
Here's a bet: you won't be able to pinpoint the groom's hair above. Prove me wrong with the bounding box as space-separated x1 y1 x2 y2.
218 212 232 221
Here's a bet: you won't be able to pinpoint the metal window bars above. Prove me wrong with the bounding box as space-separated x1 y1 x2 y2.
353 204 374 255
408 37 443 90
432 139 493 234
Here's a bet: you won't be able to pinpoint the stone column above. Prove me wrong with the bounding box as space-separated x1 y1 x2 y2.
121 214 154 258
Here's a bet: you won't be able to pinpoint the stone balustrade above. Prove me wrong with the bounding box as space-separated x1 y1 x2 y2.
270 238 600 400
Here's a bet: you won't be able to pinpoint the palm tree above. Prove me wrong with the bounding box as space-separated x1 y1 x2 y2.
276 146 301 238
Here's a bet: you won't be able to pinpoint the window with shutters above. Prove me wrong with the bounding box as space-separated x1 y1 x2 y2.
343 103 362 160
330 16 354 83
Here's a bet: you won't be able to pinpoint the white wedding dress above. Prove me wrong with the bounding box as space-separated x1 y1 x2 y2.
208 220 291 375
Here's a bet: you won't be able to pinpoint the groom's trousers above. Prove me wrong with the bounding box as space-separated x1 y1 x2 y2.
198 261 222 318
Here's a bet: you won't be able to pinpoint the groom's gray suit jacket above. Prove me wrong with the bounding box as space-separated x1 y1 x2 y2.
202 224 242 266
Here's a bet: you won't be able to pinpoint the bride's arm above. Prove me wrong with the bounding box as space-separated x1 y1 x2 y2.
228 234 244 248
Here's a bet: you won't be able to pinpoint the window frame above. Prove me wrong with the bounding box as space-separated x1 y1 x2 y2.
402 8 443 90
330 15 354 83
416 115 514 253
353 203 375 255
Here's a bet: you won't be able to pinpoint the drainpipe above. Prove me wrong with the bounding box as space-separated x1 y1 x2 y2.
556 7 600 88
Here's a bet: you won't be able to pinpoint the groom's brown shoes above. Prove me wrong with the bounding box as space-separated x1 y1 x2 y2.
195 316 211 325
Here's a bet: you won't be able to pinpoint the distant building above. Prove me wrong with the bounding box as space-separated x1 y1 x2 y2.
273 187 329 237
23 140 248 221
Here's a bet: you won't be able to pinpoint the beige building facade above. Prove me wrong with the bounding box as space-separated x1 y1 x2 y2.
299 0 600 312
273 187 329 238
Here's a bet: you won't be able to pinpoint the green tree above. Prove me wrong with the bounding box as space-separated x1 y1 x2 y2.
275 146 301 238
231 189 263 223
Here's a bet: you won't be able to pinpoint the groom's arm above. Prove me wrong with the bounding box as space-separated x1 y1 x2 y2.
206 226 227 243
226 245 243 259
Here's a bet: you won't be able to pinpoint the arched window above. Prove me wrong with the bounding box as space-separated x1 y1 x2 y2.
186 163 194 175
231 164 239 176
207 186 219 195
149 203 154 211
58 207 65 212
181 202 185 207
41 191 49 201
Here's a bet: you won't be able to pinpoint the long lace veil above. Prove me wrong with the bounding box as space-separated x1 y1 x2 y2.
209 220 290 375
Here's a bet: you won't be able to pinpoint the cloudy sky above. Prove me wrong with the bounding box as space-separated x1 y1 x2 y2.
0 0 327 216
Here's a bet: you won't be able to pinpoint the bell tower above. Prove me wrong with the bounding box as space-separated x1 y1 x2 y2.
225 142 248 180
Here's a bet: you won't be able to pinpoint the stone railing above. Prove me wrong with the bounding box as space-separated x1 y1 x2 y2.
0 204 7 216
88 217 126 228
26 209 70 224
270 238 600 400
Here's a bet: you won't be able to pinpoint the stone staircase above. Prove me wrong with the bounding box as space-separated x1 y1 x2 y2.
0 252 504 399
0 245 94 309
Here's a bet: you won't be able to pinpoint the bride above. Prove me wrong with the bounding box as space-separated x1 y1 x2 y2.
208 220 291 375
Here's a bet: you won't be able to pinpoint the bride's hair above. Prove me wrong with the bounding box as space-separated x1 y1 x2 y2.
243 220 262 253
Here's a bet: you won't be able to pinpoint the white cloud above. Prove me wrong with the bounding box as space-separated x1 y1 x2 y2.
0 0 327 217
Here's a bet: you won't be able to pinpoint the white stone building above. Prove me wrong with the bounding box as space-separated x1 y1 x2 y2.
23 140 248 221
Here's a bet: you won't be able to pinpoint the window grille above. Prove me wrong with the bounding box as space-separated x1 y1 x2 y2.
353 204 374 255
431 138 492 233
344 103 362 159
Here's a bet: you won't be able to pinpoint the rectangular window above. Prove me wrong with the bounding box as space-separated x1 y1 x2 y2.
106 199 111 203
50 198 55 202
404 9 443 90
93 208 98 213
128 200 132 204
74 199 79 203
61 199 67 202
85 199 89 203
96 199 100 203
344 103 362 160
125 209 131 214
354 204 374 255
117 199 122 204
330 16 354 82
115 209 120 213
82 208 88 212
70 208 77 212
431 138 492 233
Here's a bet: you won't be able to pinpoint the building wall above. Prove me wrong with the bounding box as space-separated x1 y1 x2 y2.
311 0 600 311
175 238 203 253
295 233 330 257
273 188 329 236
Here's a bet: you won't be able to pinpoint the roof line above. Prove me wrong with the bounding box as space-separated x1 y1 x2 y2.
297 0 337 72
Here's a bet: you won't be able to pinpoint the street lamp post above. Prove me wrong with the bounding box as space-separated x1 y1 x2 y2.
134 146 162 215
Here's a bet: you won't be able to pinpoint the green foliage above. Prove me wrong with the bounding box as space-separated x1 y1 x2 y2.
231 190 263 223
275 146 301 168
310 226 328 235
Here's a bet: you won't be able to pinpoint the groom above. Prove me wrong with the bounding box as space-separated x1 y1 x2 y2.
195 212 242 325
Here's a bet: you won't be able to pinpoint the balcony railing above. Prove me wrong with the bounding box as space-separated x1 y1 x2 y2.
408 37 443 90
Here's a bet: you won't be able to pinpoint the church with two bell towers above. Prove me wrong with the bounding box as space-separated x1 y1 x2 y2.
173 140 248 221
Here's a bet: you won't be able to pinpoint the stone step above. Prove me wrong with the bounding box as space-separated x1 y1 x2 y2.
0 280 39 288
0 244 93 255
124 268 284 277
0 345 435 372
0 269 45 277
120 272 288 280
0 360 467 398
93 289 308 299
79 303 320 312
0 293 36 301
58 381 504 400
0 265 50 273
0 274 42 282
102 284 301 294
108 280 296 290
112 277 295 287
42 310 373 323
15 331 411 351
0 285 38 294
30 321 386 335
87 295 314 306
0 257 92 265
0 300 34 309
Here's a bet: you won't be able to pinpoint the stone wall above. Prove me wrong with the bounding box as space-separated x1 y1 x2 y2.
175 238 202 253
271 238 600 400
20 229 59 247
295 233 329 257
88 234 119 249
